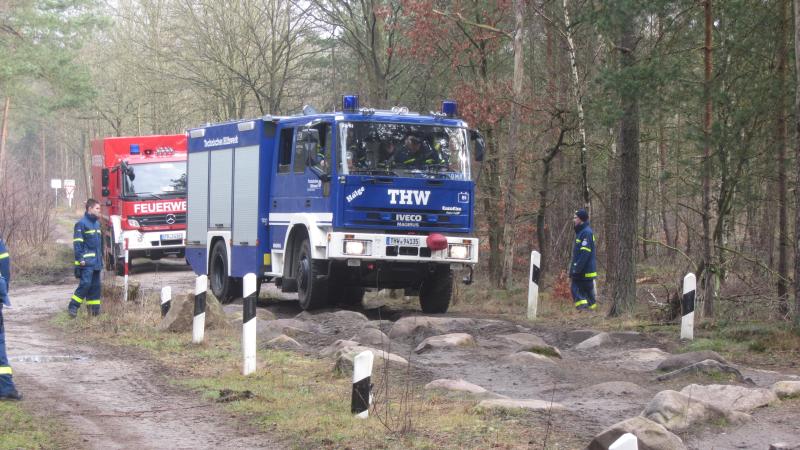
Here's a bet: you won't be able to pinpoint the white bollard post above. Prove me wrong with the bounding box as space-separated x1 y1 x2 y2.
242 273 257 376
123 238 130 303
192 275 207 344
609 432 638 450
351 350 374 419
160 286 172 317
681 273 696 341
527 250 541 320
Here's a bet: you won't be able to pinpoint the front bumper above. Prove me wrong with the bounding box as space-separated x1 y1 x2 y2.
327 232 478 264
119 229 186 251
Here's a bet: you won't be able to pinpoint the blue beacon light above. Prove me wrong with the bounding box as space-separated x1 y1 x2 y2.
130 144 140 155
441 100 457 118
342 95 359 112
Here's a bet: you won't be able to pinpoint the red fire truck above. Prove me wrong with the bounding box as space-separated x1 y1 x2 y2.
91 135 188 274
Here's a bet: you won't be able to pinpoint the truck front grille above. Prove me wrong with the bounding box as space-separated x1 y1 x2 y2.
130 213 186 226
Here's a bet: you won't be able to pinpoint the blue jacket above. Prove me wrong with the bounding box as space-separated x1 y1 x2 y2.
570 222 597 280
0 238 10 306
74 212 103 271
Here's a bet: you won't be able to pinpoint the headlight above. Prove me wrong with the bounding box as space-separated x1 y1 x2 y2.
344 240 368 255
448 244 470 259
128 218 140 227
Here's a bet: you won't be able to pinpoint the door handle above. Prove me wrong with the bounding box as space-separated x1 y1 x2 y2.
305 199 311 207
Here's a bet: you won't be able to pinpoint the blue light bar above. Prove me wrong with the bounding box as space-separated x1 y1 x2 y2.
130 144 140 155
342 95 359 112
442 100 457 117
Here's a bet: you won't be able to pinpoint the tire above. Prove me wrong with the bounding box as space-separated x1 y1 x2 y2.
419 266 453 314
295 238 328 310
209 241 241 304
111 239 125 276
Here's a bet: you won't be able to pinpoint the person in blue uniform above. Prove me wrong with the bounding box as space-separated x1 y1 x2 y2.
570 208 598 311
0 237 22 400
68 199 103 317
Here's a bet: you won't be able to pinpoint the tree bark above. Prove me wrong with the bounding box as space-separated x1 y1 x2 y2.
701 0 715 318
609 17 639 317
792 0 800 328
777 0 790 317
500 0 526 289
562 0 590 209
0 97 10 179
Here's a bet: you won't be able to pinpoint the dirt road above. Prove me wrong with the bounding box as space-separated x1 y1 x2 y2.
8 260 281 450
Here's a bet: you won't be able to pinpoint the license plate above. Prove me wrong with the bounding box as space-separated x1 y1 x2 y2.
386 236 420 246
160 233 182 241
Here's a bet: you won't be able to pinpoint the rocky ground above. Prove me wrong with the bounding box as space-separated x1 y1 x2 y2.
6 252 800 449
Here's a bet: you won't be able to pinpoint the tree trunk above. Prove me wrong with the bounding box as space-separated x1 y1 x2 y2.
500 0 526 289
483 128 503 286
777 0 790 317
701 0 715 318
562 0 590 209
604 130 619 303
657 120 675 250
609 15 639 317
0 97 10 179
792 0 800 328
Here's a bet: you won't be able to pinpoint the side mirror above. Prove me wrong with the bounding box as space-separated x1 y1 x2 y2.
300 128 321 165
101 168 110 187
470 129 485 162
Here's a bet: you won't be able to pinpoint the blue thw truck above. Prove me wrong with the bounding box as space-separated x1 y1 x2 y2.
185 96 484 313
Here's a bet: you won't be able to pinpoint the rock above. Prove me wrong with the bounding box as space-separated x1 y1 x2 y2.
566 329 599 343
771 380 800 399
574 332 613 351
497 333 561 358
770 443 800 450
476 398 566 412
262 334 303 350
609 331 645 344
257 318 320 340
425 379 489 395
656 359 745 383
225 307 275 326
656 351 728 372
389 316 478 342
587 416 686 450
351 327 390 347
158 290 230 332
332 310 369 323
680 384 779 412
332 344 409 377
618 348 671 371
320 339 360 357
503 351 555 365
414 333 476 353
363 320 394 333
642 390 751 432
577 381 648 397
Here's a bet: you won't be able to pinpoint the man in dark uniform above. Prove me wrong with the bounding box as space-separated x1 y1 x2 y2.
394 134 440 169
68 199 103 317
570 208 598 311
0 237 22 400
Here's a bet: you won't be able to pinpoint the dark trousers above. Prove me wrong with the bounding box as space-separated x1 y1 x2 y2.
69 269 102 316
0 307 16 395
571 278 596 310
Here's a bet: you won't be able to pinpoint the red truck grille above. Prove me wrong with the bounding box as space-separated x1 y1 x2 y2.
129 213 186 226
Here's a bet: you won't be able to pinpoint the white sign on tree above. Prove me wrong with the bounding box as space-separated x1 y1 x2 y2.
63 179 76 207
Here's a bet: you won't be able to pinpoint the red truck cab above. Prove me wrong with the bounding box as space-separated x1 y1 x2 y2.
91 135 188 274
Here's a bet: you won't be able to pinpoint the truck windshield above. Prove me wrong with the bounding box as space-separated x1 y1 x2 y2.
123 161 187 198
338 122 471 180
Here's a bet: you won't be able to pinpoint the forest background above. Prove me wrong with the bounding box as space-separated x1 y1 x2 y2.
2 0 800 327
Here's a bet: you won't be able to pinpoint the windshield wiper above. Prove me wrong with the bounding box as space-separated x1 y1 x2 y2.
349 169 398 176
132 192 164 200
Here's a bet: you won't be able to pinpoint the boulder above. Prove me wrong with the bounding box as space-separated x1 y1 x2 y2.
476 398 566 412
425 379 489 395
225 307 275 326
770 443 800 450
656 351 728 372
414 333 476 353
262 334 303 350
332 344 409 377
320 339 360 357
351 327 390 347
574 332 613 351
680 384 779 412
257 318 320 340
617 348 671 372
158 290 230 332
656 359 745 383
389 316 478 342
497 333 562 358
587 416 686 450
609 331 645 344
771 380 800 399
575 381 648 397
642 390 751 432
566 329 599 343
503 351 555 365
363 320 393 332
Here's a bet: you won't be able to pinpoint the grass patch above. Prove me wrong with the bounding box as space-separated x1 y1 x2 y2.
52 285 584 449
0 401 75 449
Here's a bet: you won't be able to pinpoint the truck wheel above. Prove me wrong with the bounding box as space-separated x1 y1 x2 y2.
209 241 241 304
419 266 453 314
295 238 328 310
111 241 125 276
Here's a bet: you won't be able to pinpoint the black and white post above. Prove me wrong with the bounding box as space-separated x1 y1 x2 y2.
609 432 638 450
242 273 257 376
160 286 171 317
527 250 541 320
192 275 207 344
351 350 374 419
681 273 696 341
